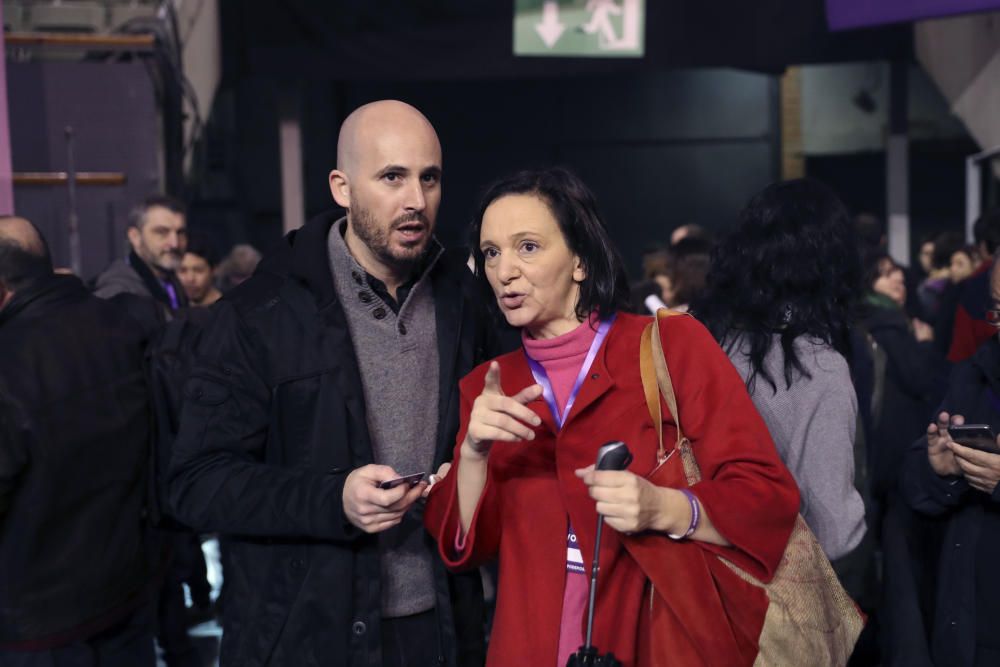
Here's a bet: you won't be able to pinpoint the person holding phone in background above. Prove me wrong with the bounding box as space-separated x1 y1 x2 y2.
902 259 1000 667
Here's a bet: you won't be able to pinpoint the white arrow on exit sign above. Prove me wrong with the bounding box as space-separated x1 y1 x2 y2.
534 0 565 48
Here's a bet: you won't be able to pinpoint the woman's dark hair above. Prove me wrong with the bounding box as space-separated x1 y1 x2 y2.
469 167 630 324
666 237 712 306
184 232 220 267
861 251 897 288
932 231 966 271
693 178 862 394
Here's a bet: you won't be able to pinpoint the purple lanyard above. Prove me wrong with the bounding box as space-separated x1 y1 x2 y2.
525 316 615 429
162 281 179 311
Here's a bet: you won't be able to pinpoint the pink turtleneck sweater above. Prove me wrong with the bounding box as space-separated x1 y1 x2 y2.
522 319 599 667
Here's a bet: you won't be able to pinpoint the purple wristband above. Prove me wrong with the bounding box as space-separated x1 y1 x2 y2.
667 489 700 540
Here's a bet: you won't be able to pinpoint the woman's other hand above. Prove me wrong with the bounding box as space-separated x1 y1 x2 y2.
461 362 543 462
576 466 730 545
575 465 680 534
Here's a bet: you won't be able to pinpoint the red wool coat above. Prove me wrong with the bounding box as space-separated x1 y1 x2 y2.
424 312 799 666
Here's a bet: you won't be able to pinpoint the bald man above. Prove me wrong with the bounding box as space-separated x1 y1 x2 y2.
169 101 505 666
0 217 156 665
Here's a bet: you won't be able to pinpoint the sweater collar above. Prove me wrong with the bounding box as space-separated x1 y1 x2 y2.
522 314 601 363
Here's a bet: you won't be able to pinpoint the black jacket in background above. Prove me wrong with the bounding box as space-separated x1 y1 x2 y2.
864 300 941 501
902 337 1000 667
0 275 152 644
168 212 509 667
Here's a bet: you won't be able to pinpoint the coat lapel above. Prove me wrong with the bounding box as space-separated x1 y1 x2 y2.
285 213 374 464
432 262 463 460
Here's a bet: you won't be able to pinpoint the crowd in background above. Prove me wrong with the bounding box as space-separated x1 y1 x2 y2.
3 128 1000 665
630 198 1000 667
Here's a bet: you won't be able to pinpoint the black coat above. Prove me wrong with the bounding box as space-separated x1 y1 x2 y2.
864 302 940 501
168 212 507 667
0 275 152 644
902 337 1000 667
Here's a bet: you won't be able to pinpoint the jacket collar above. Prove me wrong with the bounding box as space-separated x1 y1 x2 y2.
128 249 187 310
0 274 89 328
286 211 341 310
288 210 455 316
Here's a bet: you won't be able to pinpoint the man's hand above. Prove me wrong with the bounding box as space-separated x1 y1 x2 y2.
461 362 543 463
343 464 426 533
575 465 674 534
950 441 1000 495
927 411 963 477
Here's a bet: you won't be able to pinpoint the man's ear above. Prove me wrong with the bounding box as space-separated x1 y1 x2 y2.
126 226 142 253
329 170 351 209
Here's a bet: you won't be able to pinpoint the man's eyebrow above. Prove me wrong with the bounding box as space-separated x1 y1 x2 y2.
374 164 410 178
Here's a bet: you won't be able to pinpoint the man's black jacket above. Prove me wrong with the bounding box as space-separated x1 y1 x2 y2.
167 212 507 667
0 275 152 644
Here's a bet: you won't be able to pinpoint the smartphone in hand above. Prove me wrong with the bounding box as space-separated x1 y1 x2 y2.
948 424 999 453
377 472 428 490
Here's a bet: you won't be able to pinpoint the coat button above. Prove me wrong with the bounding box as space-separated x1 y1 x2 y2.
359 292 373 303
352 271 363 285
373 307 387 320
955 542 962 548
290 558 304 572
591 373 599 380
398 322 407 335
352 621 367 636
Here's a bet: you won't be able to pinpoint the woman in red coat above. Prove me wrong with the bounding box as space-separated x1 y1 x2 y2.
424 168 799 666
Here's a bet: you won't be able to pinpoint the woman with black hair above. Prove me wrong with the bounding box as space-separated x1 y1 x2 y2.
862 253 939 501
695 178 867 562
425 168 799 666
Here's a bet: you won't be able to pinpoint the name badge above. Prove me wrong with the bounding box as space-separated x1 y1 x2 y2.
566 527 585 574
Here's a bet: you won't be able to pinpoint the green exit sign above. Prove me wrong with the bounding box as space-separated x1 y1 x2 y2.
514 0 645 58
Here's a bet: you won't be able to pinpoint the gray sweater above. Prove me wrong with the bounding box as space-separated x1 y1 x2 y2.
727 335 866 560
328 220 441 618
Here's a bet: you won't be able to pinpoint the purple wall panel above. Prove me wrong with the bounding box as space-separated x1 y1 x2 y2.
827 0 1000 29
0 4 14 215
8 62 160 277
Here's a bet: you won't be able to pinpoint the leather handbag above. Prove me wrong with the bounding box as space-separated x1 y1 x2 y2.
636 310 865 666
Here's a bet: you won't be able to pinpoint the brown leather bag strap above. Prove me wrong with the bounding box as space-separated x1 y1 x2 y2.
644 310 703 484
651 311 685 448
639 322 665 462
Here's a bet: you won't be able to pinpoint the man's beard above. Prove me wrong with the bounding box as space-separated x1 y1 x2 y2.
139 242 181 273
349 203 431 271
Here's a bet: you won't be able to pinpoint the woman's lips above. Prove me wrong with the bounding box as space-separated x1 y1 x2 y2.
500 294 526 309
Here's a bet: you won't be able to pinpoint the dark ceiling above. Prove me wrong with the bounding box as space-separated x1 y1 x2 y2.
220 0 913 82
